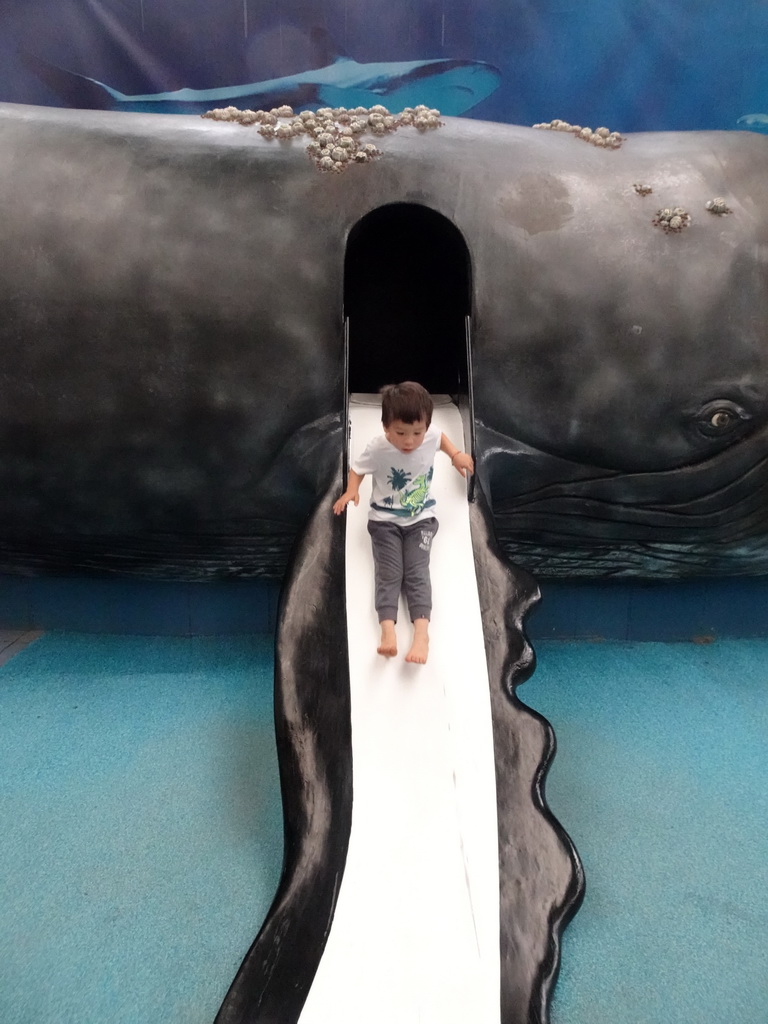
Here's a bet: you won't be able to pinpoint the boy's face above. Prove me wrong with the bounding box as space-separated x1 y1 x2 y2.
383 418 429 454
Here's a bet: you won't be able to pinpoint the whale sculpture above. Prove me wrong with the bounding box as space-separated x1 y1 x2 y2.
1 103 768 581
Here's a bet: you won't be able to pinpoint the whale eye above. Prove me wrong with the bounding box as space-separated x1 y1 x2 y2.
695 400 751 438
710 410 733 430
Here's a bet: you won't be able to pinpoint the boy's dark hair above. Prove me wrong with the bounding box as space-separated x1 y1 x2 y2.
380 381 433 427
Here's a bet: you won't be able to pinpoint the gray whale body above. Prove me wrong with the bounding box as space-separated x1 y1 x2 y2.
1 102 768 579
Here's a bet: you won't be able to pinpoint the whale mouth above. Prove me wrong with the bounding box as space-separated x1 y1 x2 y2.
478 421 768 578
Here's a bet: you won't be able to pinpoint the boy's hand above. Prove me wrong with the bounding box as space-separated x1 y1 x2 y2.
333 491 360 515
451 452 475 477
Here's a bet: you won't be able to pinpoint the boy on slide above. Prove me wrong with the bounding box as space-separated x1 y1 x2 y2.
333 381 473 664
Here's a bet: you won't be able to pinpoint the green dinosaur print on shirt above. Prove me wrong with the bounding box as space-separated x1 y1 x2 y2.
399 468 433 516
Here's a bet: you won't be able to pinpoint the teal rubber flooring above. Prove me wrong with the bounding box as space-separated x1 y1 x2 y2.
0 633 766 1024
0 634 282 1024
524 639 768 1024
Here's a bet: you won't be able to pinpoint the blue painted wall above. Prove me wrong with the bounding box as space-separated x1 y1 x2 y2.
1 0 768 133
3 573 768 641
531 579 768 642
0 575 279 637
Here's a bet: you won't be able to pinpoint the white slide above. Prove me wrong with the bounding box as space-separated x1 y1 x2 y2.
298 395 501 1024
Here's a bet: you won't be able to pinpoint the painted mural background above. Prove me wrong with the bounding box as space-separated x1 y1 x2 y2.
1 0 767 132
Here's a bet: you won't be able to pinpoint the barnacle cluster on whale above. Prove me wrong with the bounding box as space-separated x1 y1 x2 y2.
652 206 692 232
201 102 443 173
532 118 624 148
705 197 732 215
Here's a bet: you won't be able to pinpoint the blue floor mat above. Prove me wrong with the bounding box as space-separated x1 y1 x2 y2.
523 639 768 1024
1 633 766 1024
0 633 282 1024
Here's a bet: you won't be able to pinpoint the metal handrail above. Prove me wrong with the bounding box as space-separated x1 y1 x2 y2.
464 315 477 503
342 316 350 486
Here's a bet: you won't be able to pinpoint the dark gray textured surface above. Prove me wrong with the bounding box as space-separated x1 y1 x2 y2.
0 103 344 579
2 102 768 578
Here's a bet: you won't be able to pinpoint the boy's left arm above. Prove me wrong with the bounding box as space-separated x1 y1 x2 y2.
440 433 474 477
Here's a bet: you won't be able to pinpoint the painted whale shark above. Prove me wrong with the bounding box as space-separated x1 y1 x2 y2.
22 52 501 116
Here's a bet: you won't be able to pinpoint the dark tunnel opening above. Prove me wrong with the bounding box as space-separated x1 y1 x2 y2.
344 203 471 395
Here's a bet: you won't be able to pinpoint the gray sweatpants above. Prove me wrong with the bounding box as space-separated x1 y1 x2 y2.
367 516 439 623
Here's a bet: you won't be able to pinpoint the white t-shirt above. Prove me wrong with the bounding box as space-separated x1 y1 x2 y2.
352 424 442 524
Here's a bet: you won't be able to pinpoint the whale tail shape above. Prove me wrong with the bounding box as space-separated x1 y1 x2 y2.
217 396 583 1024
19 52 117 109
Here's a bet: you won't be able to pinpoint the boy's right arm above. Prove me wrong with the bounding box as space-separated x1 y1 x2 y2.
333 470 365 515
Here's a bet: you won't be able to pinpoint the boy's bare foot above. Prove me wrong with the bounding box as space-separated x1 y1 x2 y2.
377 620 397 657
405 619 429 664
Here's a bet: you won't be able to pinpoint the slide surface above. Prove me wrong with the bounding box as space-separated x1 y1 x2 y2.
298 395 501 1024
